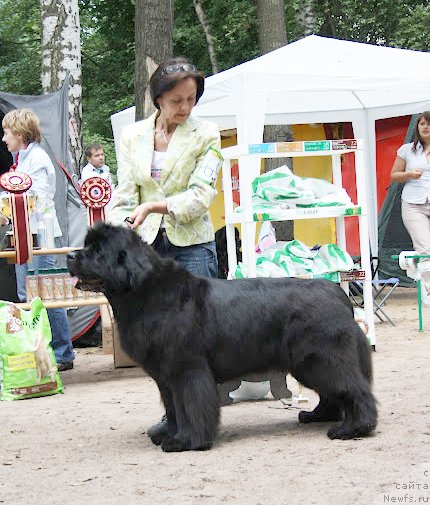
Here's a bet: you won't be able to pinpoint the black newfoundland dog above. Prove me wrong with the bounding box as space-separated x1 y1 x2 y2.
67 222 377 452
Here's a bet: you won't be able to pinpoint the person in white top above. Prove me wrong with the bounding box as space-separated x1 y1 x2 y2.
391 111 430 301
80 143 113 214
1 108 75 370
80 143 112 185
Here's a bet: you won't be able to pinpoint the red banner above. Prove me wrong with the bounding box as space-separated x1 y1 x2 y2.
0 171 33 265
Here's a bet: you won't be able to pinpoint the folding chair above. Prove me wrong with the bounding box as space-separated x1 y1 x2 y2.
349 257 399 326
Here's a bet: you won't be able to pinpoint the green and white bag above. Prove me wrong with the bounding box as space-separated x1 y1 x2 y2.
0 298 63 400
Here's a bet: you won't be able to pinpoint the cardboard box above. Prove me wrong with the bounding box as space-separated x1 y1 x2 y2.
100 303 137 368
100 304 113 354
112 319 138 368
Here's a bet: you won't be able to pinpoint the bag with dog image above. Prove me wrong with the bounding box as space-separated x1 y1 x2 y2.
0 298 63 400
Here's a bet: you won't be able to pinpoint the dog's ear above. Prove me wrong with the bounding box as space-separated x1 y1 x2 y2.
115 246 153 290
117 249 127 265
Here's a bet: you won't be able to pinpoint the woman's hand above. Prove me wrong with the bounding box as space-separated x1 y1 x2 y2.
127 203 154 229
126 201 168 229
391 156 423 183
407 169 423 180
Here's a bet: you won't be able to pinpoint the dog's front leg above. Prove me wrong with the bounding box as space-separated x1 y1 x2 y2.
147 381 177 446
161 365 220 452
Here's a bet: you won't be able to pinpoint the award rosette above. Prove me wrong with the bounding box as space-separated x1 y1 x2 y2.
0 171 33 265
80 176 112 226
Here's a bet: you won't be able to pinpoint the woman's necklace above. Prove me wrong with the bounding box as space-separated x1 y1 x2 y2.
155 129 170 145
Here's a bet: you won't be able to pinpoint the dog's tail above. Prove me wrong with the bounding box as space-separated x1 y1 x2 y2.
357 332 373 384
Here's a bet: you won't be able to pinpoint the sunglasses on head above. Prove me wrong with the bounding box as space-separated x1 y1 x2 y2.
161 63 197 75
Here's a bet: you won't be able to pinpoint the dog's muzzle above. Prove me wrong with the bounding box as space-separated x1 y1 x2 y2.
66 251 77 262
66 251 80 276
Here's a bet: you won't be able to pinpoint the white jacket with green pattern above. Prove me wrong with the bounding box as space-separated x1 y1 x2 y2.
109 111 222 246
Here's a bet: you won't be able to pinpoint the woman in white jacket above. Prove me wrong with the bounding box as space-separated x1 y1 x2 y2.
1 108 74 371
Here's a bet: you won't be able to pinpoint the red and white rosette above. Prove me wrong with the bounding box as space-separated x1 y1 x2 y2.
0 171 33 265
80 176 112 226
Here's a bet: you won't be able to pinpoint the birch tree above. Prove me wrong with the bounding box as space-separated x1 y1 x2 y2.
296 0 317 36
40 0 82 172
193 0 219 74
135 0 173 121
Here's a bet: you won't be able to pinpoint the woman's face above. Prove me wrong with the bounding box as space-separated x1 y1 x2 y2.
2 128 26 153
417 117 430 144
157 77 197 125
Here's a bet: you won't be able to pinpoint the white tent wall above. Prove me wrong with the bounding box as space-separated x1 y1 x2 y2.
110 35 430 257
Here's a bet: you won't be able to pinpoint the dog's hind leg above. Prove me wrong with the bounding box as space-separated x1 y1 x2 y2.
327 336 377 439
161 364 220 452
326 383 378 440
292 356 377 440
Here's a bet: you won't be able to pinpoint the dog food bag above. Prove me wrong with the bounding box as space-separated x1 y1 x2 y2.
63 273 75 299
0 298 63 400
25 270 39 300
38 269 54 301
315 244 354 273
250 165 352 208
52 269 66 300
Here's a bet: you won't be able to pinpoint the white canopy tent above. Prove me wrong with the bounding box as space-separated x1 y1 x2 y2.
193 35 430 256
110 35 430 255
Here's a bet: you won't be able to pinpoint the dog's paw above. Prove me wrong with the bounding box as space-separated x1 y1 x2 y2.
299 409 343 424
298 410 314 424
327 423 375 440
161 437 213 452
161 437 191 452
147 417 173 445
193 441 213 451
149 432 167 446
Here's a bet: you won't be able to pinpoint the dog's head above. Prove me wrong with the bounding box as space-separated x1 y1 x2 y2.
67 222 158 294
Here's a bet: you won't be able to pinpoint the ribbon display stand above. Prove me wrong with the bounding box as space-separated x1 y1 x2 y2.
0 171 33 265
80 176 112 225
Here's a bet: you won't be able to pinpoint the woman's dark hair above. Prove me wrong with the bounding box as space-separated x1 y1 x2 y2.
413 111 430 151
149 57 205 109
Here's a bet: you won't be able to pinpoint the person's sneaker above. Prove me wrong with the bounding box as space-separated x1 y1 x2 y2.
147 414 167 437
57 361 74 372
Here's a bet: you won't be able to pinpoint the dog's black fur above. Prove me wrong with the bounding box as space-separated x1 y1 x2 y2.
67 222 377 452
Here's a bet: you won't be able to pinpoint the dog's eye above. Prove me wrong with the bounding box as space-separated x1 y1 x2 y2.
88 244 102 254
118 250 127 264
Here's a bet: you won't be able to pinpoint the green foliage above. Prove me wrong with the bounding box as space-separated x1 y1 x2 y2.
0 0 41 95
173 0 259 75
0 0 429 157
312 0 425 45
79 0 135 139
392 4 430 51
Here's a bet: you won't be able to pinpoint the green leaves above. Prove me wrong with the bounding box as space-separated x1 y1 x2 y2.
392 4 430 51
0 0 41 95
0 0 428 161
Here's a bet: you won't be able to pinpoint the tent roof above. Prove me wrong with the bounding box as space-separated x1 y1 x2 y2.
195 35 430 129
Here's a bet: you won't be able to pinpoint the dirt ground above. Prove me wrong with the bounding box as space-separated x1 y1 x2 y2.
2 287 430 505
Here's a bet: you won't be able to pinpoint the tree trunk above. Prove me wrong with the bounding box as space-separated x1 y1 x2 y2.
135 0 173 121
40 0 82 173
257 0 287 53
193 0 219 74
256 0 292 240
297 0 317 35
